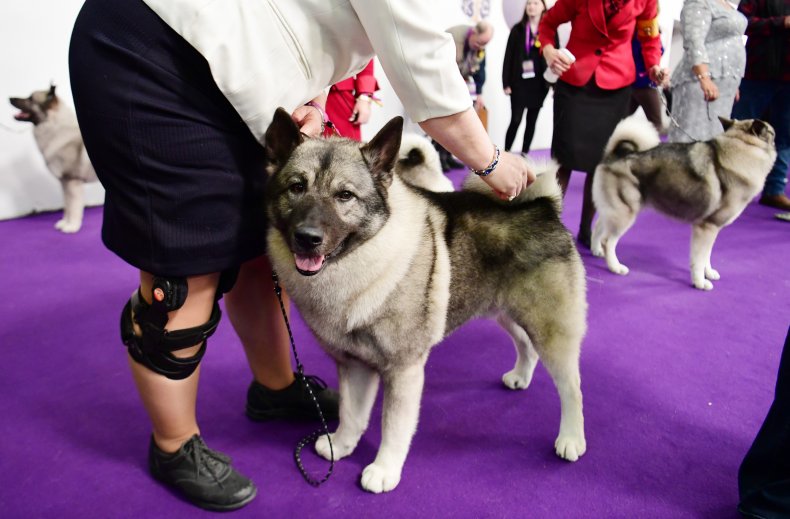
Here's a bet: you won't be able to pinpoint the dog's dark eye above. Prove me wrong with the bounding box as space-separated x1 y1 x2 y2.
336 190 354 202
289 182 306 195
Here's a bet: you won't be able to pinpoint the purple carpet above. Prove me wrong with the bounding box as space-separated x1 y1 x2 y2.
1 166 788 518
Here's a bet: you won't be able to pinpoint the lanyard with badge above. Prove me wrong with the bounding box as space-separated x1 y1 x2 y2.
522 26 537 79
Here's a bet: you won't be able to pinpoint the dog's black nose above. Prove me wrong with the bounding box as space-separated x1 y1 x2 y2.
294 227 323 250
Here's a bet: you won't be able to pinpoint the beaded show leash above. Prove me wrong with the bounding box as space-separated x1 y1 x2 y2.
271 271 335 486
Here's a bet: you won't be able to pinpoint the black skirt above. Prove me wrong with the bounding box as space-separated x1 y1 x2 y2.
69 0 268 277
551 79 631 173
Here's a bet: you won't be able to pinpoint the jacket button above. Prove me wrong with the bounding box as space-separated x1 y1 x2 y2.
595 49 602 56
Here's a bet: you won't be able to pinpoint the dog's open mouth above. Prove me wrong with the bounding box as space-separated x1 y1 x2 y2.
13 111 31 121
294 254 326 276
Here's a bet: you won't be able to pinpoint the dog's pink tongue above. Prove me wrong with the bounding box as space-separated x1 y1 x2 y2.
14 112 29 120
295 254 325 273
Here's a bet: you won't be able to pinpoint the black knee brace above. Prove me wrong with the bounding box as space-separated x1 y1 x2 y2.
120 276 221 380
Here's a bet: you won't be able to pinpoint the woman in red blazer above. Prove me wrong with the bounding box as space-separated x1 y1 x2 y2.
538 0 667 247
325 59 379 141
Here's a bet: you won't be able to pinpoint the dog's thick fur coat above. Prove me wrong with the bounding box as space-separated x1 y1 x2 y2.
264 109 587 493
591 115 777 290
10 85 97 233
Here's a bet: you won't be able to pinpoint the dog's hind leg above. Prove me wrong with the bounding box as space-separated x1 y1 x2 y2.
316 359 380 461
497 313 538 390
690 222 721 290
598 210 637 276
57 178 84 233
513 275 586 461
361 359 426 493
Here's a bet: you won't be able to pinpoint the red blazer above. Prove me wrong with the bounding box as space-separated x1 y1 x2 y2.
538 0 662 89
326 60 379 140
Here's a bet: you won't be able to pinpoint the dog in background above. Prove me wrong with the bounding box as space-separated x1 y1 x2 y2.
264 108 588 493
10 84 97 233
591 115 776 290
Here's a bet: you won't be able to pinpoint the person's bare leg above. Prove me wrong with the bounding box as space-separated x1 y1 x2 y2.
557 166 572 197
129 271 219 453
224 255 294 390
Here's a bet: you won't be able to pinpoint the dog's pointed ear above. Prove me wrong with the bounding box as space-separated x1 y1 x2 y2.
361 116 403 185
718 116 735 131
264 107 303 176
47 83 56 99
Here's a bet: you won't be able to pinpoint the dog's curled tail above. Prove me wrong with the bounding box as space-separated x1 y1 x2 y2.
396 133 455 192
604 115 660 159
463 156 562 210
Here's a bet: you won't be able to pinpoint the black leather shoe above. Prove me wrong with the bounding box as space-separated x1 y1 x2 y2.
149 435 256 511
246 373 339 422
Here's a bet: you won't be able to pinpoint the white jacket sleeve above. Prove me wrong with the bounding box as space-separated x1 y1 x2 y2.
349 0 472 123
681 0 712 67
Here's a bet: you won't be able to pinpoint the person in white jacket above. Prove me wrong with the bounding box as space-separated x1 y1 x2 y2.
69 0 535 510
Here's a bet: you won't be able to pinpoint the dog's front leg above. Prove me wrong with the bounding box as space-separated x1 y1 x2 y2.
316 359 379 461
361 360 426 494
690 223 721 290
57 178 84 233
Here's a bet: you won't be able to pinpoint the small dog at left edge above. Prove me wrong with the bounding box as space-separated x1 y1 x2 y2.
10 84 98 233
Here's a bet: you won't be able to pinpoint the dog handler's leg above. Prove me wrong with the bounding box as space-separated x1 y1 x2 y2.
497 314 539 390
316 360 380 460
128 271 219 453
690 223 720 290
361 361 426 494
225 256 295 390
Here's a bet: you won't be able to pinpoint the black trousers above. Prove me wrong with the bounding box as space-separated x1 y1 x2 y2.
738 326 790 518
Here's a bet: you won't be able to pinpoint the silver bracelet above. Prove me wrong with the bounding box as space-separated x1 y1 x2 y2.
471 145 500 177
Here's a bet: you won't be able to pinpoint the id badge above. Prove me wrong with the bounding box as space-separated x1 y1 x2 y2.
521 60 536 79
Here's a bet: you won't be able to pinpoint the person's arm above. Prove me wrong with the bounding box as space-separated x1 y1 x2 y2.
349 0 534 198
739 0 788 36
680 0 717 99
419 110 533 199
539 0 576 76
352 60 378 125
502 28 518 93
635 0 669 86
291 93 327 137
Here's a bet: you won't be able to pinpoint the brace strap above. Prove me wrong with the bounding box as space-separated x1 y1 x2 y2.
120 289 221 380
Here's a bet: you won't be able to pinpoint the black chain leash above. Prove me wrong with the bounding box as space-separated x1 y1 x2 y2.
654 85 703 143
271 271 335 486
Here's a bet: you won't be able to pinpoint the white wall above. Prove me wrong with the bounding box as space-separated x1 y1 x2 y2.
1 0 682 221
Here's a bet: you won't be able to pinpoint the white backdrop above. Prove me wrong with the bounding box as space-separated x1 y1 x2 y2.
0 0 681 221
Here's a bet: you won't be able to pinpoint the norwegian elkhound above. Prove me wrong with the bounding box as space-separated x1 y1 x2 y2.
591 115 776 290
263 108 588 493
9 84 98 233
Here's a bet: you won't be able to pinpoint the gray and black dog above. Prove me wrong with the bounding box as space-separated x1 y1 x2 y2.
591 115 776 290
10 85 97 233
263 108 588 493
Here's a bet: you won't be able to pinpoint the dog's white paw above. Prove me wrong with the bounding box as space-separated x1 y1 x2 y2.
56 220 81 233
693 279 714 291
315 433 354 461
502 369 533 390
555 434 586 462
608 264 629 276
705 267 720 281
360 463 401 494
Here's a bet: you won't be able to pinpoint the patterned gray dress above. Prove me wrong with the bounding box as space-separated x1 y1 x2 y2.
669 0 747 143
